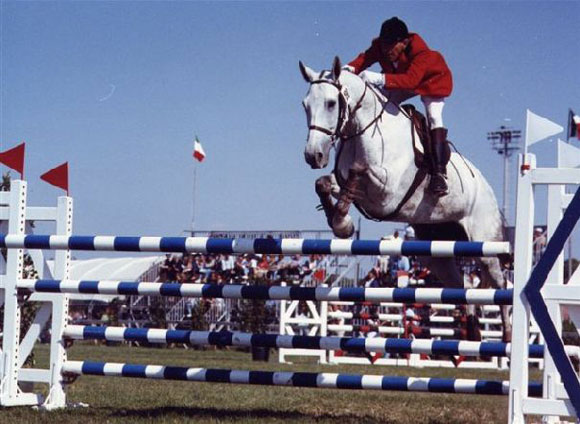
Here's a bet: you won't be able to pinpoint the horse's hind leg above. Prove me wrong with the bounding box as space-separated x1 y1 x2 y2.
419 257 481 341
478 256 511 342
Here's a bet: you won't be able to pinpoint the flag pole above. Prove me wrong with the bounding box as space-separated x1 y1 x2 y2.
191 151 197 236
524 109 530 157
567 109 572 142
565 110 573 279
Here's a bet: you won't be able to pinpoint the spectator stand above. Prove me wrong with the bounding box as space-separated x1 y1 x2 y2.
179 230 361 336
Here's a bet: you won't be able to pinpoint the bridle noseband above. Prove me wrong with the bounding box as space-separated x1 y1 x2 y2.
307 78 369 145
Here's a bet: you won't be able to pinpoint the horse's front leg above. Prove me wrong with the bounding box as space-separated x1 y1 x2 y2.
315 175 338 229
332 163 366 238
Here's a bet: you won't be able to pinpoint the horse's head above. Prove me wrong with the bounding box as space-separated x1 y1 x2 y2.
299 56 348 169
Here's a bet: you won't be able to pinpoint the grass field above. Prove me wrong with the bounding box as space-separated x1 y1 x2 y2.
1 342 547 424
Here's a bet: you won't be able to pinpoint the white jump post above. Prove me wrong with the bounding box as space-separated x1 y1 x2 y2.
509 153 580 422
0 180 73 408
278 282 328 364
0 180 36 406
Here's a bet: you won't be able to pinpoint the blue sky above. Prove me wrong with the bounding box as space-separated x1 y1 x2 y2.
1 2 579 251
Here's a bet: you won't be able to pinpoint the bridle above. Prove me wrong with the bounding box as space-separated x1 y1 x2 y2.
307 76 386 145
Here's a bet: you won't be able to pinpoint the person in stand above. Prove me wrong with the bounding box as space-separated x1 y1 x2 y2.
363 269 381 288
345 17 454 196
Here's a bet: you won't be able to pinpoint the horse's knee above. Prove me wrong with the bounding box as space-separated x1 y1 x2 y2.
349 161 367 175
332 214 354 239
315 176 333 195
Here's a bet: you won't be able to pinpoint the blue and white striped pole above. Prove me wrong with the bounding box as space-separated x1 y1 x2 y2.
19 280 514 305
61 360 542 396
63 325 565 358
0 234 510 257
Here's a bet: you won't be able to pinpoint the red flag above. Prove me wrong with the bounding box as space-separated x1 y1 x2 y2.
193 137 206 162
40 162 69 194
0 142 25 178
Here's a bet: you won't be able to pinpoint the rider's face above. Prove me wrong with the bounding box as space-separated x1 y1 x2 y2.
380 39 407 62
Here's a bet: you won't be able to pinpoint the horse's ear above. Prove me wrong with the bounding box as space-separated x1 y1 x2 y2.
299 61 316 83
332 56 342 81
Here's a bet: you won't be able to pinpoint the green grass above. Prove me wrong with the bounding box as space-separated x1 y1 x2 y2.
1 343 546 424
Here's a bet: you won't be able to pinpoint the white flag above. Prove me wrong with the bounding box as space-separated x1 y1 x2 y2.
526 109 563 147
557 139 580 169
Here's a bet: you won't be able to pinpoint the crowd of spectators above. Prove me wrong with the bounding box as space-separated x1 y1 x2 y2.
363 228 440 289
156 227 487 290
157 252 327 286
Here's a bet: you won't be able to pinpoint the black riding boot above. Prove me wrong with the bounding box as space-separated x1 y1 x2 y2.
428 127 450 196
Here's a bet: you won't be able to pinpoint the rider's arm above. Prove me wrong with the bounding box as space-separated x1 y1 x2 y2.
384 51 430 91
347 39 381 74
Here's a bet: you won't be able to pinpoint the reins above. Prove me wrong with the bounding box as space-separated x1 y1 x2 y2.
307 77 386 143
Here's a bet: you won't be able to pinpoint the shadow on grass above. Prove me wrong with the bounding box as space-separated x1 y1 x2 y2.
104 405 395 423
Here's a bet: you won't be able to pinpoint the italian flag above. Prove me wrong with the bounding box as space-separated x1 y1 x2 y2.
569 110 580 140
193 137 206 162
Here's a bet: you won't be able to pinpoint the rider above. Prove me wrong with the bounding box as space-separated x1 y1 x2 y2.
345 17 453 196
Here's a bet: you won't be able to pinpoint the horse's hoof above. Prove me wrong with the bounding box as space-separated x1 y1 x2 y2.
332 215 354 239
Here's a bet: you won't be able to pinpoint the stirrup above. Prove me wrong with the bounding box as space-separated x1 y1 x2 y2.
429 172 448 196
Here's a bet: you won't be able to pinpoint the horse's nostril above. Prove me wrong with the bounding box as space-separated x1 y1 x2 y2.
316 152 323 163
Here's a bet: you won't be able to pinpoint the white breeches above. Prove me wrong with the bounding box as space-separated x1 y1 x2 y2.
421 96 445 129
384 89 446 129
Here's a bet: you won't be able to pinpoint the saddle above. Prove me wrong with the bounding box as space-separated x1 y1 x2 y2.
400 104 433 172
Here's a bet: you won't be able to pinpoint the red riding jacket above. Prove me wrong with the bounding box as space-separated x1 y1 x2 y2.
348 33 453 98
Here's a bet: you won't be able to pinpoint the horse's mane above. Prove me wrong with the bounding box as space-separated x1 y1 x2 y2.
315 68 393 113
339 70 390 105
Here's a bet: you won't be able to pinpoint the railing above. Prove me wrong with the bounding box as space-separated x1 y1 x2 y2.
330 256 361 287
166 297 188 323
124 252 364 329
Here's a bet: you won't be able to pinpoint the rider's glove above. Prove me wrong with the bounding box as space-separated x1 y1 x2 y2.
341 65 355 73
360 70 385 87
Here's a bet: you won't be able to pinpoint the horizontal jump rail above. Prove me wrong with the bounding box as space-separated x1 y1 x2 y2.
328 303 502 313
327 311 503 324
0 234 511 257
63 325 563 358
62 360 541 396
19 280 514 305
326 325 503 339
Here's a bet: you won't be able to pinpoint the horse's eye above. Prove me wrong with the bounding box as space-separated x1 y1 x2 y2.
327 100 337 109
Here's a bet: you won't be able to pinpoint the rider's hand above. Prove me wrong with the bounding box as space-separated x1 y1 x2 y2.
341 65 355 73
360 70 385 87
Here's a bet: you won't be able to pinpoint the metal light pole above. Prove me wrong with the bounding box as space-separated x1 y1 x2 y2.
487 126 521 225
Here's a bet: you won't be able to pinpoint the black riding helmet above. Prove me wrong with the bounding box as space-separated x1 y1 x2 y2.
379 17 409 45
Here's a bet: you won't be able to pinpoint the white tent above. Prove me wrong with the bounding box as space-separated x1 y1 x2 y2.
47 256 164 302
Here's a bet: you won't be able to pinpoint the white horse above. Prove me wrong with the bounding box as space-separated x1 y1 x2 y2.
299 57 511 341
